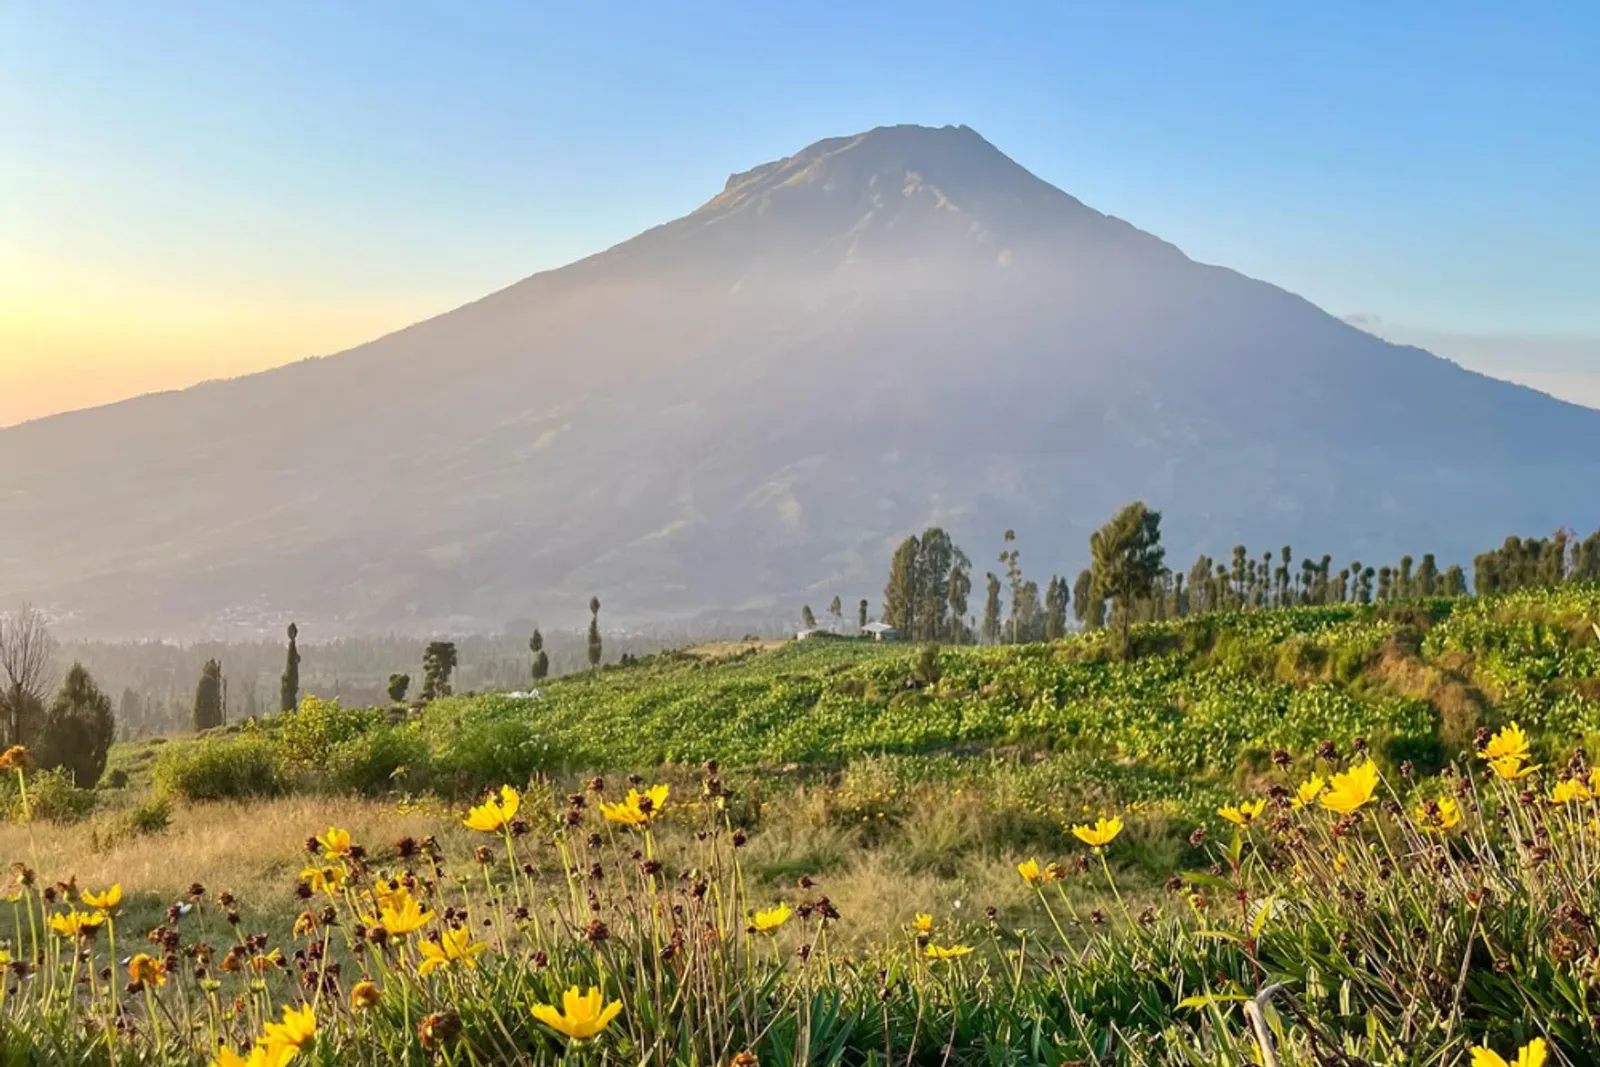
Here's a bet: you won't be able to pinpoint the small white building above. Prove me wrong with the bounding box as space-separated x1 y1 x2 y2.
859 622 901 641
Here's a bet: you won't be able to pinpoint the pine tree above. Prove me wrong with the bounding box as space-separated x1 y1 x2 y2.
529 629 549 681
280 622 301 713
194 659 224 732
38 663 115 788
1072 569 1097 628
587 597 603 671
858 599 869 630
1090 502 1166 658
980 572 1003 644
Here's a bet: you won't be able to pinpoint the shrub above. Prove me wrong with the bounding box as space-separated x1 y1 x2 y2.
154 735 285 802
277 695 384 766
325 725 431 795
103 768 130 790
5 768 96 823
122 794 172 837
422 698 571 795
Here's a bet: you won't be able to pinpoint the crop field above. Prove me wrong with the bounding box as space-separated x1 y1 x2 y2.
3 586 1600 1064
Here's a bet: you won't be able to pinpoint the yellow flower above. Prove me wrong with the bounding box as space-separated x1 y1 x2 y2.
924 943 973 960
530 985 623 1042
315 827 352 861
1470 1037 1547 1067
0 745 27 771
463 785 521 833
299 866 346 894
128 953 166 987
1218 799 1267 827
1293 775 1326 808
599 784 669 827
416 925 488 976
1481 723 1531 764
1320 761 1380 814
81 884 122 913
1332 852 1350 873
48 910 104 937
362 886 434 937
262 1002 316 1051
1017 858 1046 885
1550 778 1592 805
1071 816 1123 848
350 980 381 1011
1490 755 1540 781
1416 797 1462 833
1588 766 1600 794
211 1045 298 1067
751 903 792 933
912 912 934 933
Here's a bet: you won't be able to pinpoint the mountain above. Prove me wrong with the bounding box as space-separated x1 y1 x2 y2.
4 124 1598 638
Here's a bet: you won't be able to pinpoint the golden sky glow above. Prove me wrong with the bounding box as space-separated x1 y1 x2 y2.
0 255 438 426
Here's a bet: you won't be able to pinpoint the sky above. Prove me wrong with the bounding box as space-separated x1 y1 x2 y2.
3 2 1598 425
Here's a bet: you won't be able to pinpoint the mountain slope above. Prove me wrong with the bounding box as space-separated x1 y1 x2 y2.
4 124 1597 637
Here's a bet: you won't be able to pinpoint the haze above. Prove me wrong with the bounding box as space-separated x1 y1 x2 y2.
3 2 1598 426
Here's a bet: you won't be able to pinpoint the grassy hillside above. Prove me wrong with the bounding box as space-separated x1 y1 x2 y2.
5 588 1599 1065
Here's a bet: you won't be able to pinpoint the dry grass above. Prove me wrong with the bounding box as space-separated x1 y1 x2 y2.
0 796 458 915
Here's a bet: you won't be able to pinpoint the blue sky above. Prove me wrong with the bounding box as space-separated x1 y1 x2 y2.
3 1 1597 422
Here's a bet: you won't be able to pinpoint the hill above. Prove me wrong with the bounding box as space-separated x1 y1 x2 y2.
4 123 1599 637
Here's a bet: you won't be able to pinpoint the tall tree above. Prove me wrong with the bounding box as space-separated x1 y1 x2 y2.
828 596 843 627
800 605 817 630
193 659 224 731
0 604 55 748
420 641 458 701
1416 553 1439 597
1442 565 1467 597
587 597 603 671
38 663 115 787
387 673 411 703
916 528 955 642
1044 576 1070 640
980 572 1003 644
529 629 549 681
279 622 301 713
858 599 869 630
883 535 921 637
1000 531 1024 643
946 548 972 643
1090 501 1167 657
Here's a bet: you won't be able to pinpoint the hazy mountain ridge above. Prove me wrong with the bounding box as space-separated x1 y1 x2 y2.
4 123 1598 638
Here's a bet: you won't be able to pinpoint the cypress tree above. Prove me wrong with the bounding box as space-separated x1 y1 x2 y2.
587 598 602 671
194 659 224 732
529 629 549 681
800 605 817 630
858 599 869 630
420 641 458 701
1072 569 1096 627
828 596 843 626
279 622 301 713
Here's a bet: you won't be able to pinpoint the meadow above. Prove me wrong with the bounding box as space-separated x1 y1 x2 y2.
3 586 1600 1065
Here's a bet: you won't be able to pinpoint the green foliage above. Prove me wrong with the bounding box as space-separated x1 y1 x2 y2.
5 767 96 823
154 733 285 802
121 792 172 836
325 723 431 794
276 694 384 766
386 672 410 703
420 640 458 701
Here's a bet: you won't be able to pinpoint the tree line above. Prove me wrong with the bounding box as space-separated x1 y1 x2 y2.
875 505 1600 654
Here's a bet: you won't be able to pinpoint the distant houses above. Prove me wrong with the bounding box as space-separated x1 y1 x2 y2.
859 621 901 641
794 622 902 642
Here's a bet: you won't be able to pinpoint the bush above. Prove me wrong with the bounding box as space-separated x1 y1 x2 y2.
422 699 571 795
154 735 285 802
4 768 96 823
277 695 384 766
326 725 431 795
103 768 130 790
123 794 172 836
